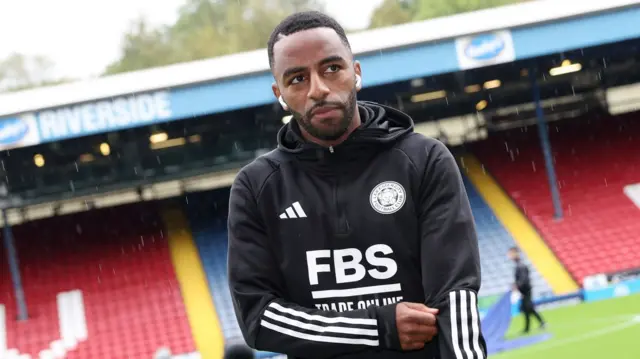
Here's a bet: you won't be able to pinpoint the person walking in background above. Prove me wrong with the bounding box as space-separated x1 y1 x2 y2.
508 247 546 334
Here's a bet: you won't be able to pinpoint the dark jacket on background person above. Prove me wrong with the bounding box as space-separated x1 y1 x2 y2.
227 101 487 359
514 261 532 294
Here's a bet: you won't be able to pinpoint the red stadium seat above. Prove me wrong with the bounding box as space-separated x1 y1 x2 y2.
0 204 195 358
474 113 640 284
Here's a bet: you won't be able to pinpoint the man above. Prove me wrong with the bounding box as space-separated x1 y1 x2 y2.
227 11 486 359
508 247 546 334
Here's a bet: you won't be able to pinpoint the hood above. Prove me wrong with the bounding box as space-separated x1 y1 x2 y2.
276 101 414 173
278 101 414 152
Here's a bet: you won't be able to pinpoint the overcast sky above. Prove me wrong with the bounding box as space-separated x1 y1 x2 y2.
0 0 382 80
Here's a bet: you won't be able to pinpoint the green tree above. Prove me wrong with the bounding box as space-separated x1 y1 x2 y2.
104 0 324 75
0 53 70 93
369 0 531 29
104 18 177 75
369 0 414 29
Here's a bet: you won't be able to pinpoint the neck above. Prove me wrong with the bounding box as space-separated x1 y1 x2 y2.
301 109 362 148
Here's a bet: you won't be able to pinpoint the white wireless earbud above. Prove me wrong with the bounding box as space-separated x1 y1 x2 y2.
278 96 289 111
355 74 362 89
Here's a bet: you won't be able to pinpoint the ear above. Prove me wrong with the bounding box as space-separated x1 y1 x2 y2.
353 60 363 92
272 83 288 111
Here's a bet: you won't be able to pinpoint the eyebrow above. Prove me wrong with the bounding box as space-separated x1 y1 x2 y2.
281 55 346 81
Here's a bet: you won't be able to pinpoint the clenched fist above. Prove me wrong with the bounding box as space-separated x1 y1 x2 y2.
396 302 439 351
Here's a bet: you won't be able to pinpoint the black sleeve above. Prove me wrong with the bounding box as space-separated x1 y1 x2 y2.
515 264 530 289
418 142 487 359
227 170 401 358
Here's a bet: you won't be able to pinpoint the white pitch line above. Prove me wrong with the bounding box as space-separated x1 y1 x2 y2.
524 318 639 354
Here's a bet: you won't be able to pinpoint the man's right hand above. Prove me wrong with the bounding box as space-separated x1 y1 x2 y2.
396 302 439 351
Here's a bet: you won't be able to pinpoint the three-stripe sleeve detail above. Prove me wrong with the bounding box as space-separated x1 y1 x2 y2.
449 290 485 359
260 302 379 346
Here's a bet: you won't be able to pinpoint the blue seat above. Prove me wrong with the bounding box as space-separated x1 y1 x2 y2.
462 176 553 299
184 178 552 358
186 191 279 359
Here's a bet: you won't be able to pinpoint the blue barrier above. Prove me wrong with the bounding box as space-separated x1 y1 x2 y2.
583 278 640 302
482 291 553 355
510 290 583 316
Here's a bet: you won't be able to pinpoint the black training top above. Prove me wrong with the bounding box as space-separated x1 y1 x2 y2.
227 101 487 359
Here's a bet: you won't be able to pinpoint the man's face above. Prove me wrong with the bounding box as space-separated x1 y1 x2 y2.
271 27 361 141
508 250 519 262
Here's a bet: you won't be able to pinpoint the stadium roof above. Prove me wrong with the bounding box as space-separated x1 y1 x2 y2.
1 0 638 119
0 0 639 151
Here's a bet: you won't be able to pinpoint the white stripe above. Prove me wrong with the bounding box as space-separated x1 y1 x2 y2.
268 302 377 326
525 319 639 353
285 207 297 218
261 320 379 346
459 291 474 359
0 304 6 354
449 291 464 359
292 202 307 217
279 213 287 219
311 283 402 299
468 291 485 359
264 310 378 337
58 292 75 343
71 290 88 341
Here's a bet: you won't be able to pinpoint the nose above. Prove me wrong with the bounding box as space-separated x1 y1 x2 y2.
307 72 330 102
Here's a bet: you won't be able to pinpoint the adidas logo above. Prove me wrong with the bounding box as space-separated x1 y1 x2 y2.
279 201 307 219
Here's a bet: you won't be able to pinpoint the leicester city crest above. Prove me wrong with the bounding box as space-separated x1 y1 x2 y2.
370 181 406 214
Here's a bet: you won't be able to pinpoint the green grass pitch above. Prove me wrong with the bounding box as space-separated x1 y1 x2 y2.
490 294 640 359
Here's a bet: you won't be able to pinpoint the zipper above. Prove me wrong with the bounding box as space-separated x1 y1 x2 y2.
333 178 341 232
329 145 350 235
333 177 350 235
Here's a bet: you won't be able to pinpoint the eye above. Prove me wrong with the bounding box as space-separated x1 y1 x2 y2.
325 64 341 73
290 75 305 85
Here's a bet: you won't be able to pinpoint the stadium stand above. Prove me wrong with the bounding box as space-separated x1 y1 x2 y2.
186 192 241 343
182 174 554 353
463 176 553 299
0 204 195 358
2 4 640 358
184 190 259 353
473 113 640 284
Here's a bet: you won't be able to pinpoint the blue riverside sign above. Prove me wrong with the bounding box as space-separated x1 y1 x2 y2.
35 91 173 142
0 90 177 151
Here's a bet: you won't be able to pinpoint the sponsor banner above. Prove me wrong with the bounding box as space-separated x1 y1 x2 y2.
35 91 173 143
0 114 41 151
584 267 640 290
583 277 640 303
608 268 640 283
0 90 175 150
455 30 516 70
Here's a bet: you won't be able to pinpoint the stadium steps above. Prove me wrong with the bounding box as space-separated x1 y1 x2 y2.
184 189 282 359
461 172 554 299
162 206 224 359
0 204 195 359
473 113 640 284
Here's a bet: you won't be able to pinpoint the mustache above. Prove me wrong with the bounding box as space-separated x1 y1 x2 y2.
305 101 345 118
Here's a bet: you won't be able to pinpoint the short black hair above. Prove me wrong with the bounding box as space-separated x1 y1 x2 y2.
267 11 352 70
509 247 519 252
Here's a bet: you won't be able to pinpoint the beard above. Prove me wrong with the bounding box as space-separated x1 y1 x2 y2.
291 88 357 142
